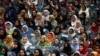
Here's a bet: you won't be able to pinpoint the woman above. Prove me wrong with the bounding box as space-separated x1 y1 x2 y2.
0 27 7 41
14 20 22 30
42 10 50 21
3 35 14 49
33 49 43 56
54 26 61 39
0 7 5 19
79 5 89 18
47 32 55 44
70 15 80 27
34 12 44 26
0 46 8 56
0 19 5 28
11 40 21 55
5 21 14 35
17 49 27 56
95 33 100 44
44 21 53 31
89 21 99 34
12 29 22 41
75 44 88 56
62 42 73 56
67 27 77 41
21 36 32 51
30 30 41 45
71 38 80 52
37 35 50 49
52 38 63 49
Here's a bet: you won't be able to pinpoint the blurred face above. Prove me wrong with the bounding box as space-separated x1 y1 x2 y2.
23 27 27 32
75 1 79 6
34 50 39 56
1 48 6 54
79 45 84 51
55 28 60 33
40 37 45 43
24 13 29 19
76 22 81 28
22 38 27 44
80 27 85 33
14 42 18 48
96 46 100 52
19 50 25 56
6 23 11 30
81 6 86 11
73 39 78 45
71 16 75 22
97 34 100 39
47 33 53 38
0 30 4 36
55 39 59 44
92 22 96 27
0 20 3 25
35 31 40 37
68 12 72 16
5 36 12 43
32 11 37 16
13 31 18 35
15 20 19 26
81 33 86 39
43 11 48 16
69 29 74 34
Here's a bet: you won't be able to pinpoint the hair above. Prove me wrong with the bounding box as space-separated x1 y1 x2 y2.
53 50 60 56
0 46 8 56
34 49 43 56
0 27 7 40
18 49 27 56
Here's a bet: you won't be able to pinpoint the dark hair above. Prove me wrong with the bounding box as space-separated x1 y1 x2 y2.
54 26 61 35
0 46 8 56
14 20 22 29
44 21 53 31
74 53 80 56
63 42 73 56
0 27 7 40
12 29 22 41
53 50 60 56
34 49 43 56
18 49 27 56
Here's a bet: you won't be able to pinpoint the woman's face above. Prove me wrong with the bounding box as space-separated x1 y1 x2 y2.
47 33 53 38
81 6 86 11
22 38 27 44
15 21 19 26
54 39 59 44
71 16 75 22
92 22 96 27
34 50 39 56
81 33 86 39
1 48 6 54
19 50 25 56
35 31 40 37
75 1 79 6
69 29 74 34
80 27 85 33
40 37 45 43
14 31 18 35
14 42 18 48
32 11 37 16
0 30 4 36
55 28 60 33
79 45 84 51
73 39 78 45
97 34 100 39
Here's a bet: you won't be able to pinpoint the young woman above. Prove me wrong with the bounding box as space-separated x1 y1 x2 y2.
18 49 27 56
37 35 50 49
33 49 43 56
3 35 14 49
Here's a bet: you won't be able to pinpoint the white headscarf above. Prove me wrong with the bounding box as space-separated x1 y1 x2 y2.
42 10 50 21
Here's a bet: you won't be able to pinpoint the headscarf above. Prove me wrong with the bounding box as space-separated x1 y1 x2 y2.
47 32 55 44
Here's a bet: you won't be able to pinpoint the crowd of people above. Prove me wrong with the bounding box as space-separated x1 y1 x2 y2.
0 0 100 56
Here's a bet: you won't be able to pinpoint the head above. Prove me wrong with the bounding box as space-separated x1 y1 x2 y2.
34 49 43 56
81 32 88 41
43 10 50 16
47 32 55 38
79 44 84 51
72 38 78 45
13 40 21 49
49 15 55 21
0 7 4 15
36 12 42 20
54 26 61 35
13 29 20 36
0 47 8 56
96 33 100 39
71 15 78 22
0 27 7 38
5 21 13 29
80 26 85 33
68 27 75 34
40 35 47 43
91 21 97 27
22 25 28 32
81 5 86 11
5 35 13 43
54 38 60 45
19 49 26 56
14 20 21 28
34 30 41 37
21 36 28 44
